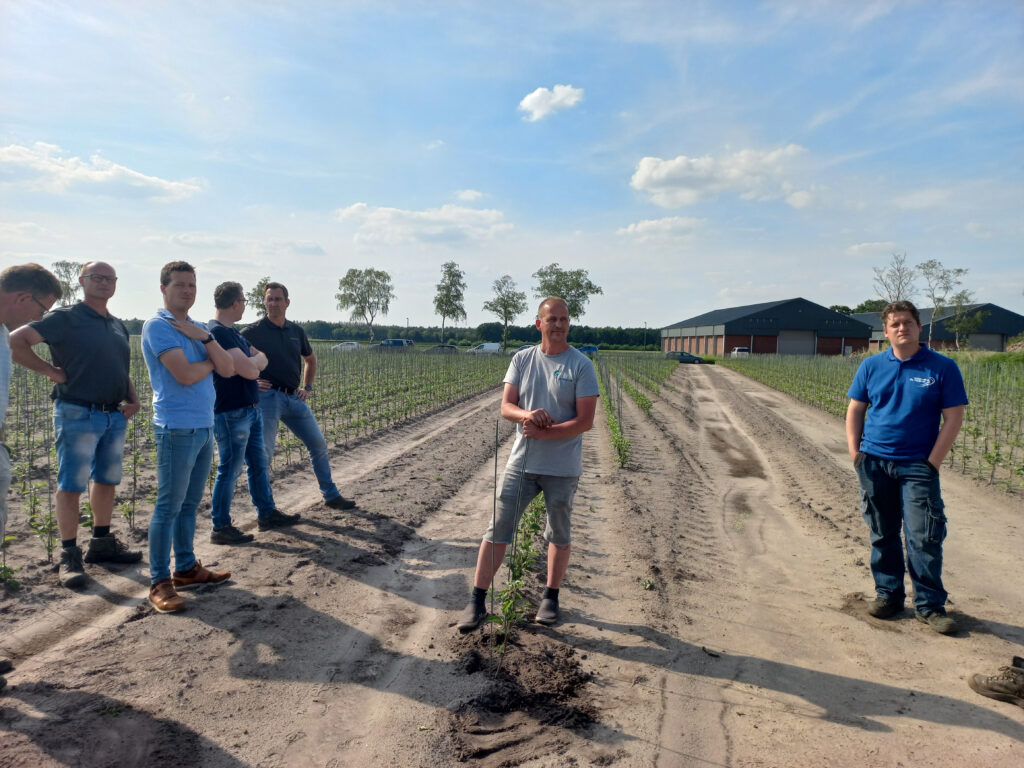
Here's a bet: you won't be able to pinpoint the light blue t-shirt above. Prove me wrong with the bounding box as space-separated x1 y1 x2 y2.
142 308 215 429
0 324 10 431
503 345 601 477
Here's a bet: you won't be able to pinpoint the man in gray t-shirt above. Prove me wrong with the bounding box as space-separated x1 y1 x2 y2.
457 297 599 631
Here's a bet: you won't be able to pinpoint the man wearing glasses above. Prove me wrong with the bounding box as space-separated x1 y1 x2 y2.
11 261 142 589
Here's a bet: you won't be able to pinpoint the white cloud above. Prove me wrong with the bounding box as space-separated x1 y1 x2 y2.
845 241 899 257
0 142 202 200
456 189 483 201
425 139 445 151
0 221 52 240
965 221 993 239
617 216 703 241
630 145 809 207
518 84 584 122
892 187 950 210
336 202 512 245
142 232 326 256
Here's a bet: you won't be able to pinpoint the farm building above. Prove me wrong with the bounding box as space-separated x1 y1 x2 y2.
661 298 872 356
853 303 1024 351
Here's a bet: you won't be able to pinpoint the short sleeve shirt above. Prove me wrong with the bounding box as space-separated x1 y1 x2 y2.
503 346 601 477
209 319 259 413
241 317 311 390
142 308 215 428
29 302 131 406
847 345 968 461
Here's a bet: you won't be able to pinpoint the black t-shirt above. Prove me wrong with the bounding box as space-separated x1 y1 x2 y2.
240 317 312 390
29 302 131 406
209 320 259 413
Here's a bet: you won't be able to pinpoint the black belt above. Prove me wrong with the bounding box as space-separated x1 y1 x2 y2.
58 398 121 413
269 384 298 395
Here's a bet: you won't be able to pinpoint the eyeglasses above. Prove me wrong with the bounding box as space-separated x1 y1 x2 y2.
29 294 50 317
83 274 117 284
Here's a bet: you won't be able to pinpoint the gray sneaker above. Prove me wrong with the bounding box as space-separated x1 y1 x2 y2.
968 665 1024 708
84 533 142 564
59 546 87 588
456 602 487 633
916 609 958 635
210 525 255 545
535 598 560 626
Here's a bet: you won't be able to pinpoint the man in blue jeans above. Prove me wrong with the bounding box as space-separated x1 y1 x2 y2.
208 281 298 543
11 261 142 588
846 300 967 635
242 282 355 511
142 261 237 613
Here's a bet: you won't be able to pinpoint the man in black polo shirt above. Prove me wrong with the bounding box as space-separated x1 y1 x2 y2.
10 261 142 588
242 282 355 511
209 281 298 541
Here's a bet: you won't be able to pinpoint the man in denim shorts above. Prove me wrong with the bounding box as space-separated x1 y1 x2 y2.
457 297 599 631
11 262 142 588
846 300 967 635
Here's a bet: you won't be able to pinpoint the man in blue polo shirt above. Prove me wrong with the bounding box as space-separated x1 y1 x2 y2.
208 281 298 543
142 261 236 613
846 300 967 635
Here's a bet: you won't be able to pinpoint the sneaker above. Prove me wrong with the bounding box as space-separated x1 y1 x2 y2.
171 560 230 589
968 665 1024 708
915 609 958 635
535 597 560 626
210 525 255 545
325 495 356 511
257 509 301 530
58 546 87 589
84 533 142 564
867 597 904 619
149 579 185 613
456 602 488 633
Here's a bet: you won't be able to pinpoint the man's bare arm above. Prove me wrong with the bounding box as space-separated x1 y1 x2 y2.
9 325 66 383
228 347 261 380
500 383 554 428
159 347 215 386
846 399 868 461
928 404 965 470
523 396 598 440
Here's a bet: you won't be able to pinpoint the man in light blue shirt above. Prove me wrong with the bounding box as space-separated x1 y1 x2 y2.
141 261 236 613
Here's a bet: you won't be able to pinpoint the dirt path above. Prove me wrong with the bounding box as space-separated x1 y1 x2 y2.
1 367 1022 767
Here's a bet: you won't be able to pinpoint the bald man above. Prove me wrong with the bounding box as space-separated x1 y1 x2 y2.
11 261 142 589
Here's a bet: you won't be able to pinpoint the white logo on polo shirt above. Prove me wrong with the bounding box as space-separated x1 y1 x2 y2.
909 376 935 387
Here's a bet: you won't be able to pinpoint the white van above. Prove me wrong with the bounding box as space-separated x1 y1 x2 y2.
730 346 750 358
467 342 502 355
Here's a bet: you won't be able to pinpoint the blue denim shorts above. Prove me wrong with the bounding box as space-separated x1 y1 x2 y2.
54 401 127 492
484 471 579 546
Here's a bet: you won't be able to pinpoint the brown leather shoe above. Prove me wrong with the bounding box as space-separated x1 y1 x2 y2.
149 580 185 613
172 559 230 588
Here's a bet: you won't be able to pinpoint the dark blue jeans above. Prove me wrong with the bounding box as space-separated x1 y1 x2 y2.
212 405 276 528
258 389 340 502
855 453 948 612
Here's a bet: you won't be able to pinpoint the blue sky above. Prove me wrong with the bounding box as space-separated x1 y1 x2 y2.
2 1 1022 329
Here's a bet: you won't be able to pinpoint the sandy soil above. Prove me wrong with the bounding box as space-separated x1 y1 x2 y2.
1 364 1022 767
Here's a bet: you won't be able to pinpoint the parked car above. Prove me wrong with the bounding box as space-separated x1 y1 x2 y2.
467 342 502 355
675 351 706 364
508 344 534 355
730 346 751 358
371 338 416 351
424 344 459 355
577 344 599 356
330 341 361 352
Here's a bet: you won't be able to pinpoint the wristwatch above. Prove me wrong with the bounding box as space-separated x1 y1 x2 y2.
304 385 313 392
201 334 215 345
